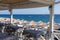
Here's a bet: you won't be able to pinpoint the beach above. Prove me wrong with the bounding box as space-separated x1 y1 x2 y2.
0 17 60 28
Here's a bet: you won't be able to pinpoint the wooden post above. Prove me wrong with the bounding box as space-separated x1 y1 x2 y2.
49 5 54 40
9 7 13 24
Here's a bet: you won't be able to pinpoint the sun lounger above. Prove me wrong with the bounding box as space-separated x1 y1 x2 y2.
23 29 44 37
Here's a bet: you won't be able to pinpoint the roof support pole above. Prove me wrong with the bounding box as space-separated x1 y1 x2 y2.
49 5 54 40
9 8 13 24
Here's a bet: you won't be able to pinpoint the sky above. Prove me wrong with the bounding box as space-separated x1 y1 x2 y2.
0 0 60 14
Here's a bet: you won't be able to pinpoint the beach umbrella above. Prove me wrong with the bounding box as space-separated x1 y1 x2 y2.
29 20 37 27
44 22 50 28
0 18 3 21
17 19 22 25
5 18 10 22
16 19 23 24
38 21 49 29
20 19 25 24
13 19 19 24
38 21 47 27
18 19 27 25
20 20 28 25
46 22 50 24
0 18 6 22
38 21 45 25
22 20 28 25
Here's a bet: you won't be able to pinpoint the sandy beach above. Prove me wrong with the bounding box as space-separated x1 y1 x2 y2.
0 17 60 29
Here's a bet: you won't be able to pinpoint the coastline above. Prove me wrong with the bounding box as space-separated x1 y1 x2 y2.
0 17 60 29
0 14 60 23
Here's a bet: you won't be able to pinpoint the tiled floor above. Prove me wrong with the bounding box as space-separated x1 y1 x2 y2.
0 33 18 40
0 31 60 40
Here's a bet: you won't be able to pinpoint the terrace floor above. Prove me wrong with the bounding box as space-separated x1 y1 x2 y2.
0 32 18 40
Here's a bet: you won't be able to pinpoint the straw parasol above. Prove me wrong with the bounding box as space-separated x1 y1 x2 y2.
20 19 24 24
47 22 50 24
22 20 28 25
38 21 50 29
38 21 46 26
13 19 19 24
0 18 6 22
5 18 10 22
29 20 37 27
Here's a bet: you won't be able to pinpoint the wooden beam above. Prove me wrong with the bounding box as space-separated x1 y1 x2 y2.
0 0 28 4
29 0 54 5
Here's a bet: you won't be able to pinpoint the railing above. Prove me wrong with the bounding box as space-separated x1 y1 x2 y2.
54 30 60 40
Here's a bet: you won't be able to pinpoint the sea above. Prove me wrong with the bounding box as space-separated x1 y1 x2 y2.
0 14 60 23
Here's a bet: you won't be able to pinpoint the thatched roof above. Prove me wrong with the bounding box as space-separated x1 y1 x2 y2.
0 0 54 10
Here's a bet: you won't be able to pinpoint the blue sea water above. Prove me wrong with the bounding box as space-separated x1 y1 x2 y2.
0 14 60 23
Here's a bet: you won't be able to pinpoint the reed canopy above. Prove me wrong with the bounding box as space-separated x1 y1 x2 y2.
0 0 54 10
